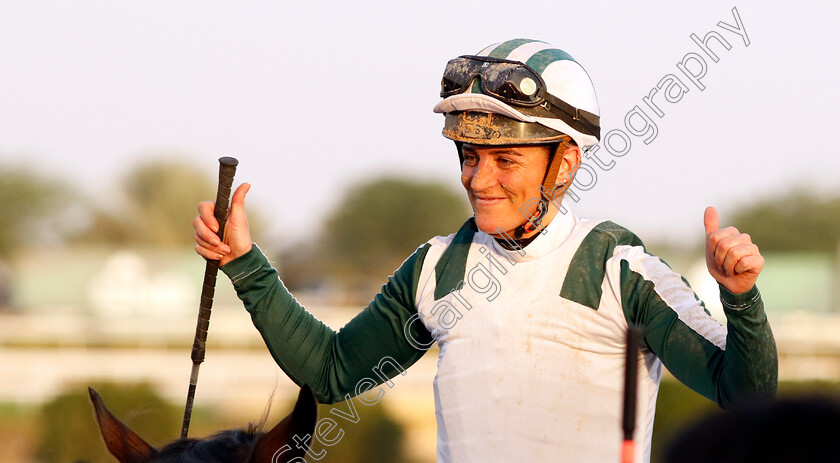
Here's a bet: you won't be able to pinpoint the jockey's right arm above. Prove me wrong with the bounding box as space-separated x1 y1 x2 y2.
194 183 434 404
221 244 434 404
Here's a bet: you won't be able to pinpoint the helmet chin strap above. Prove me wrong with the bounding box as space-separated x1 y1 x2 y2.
513 200 547 239
511 138 569 240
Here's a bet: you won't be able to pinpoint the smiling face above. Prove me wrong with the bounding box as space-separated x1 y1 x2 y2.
460 143 552 236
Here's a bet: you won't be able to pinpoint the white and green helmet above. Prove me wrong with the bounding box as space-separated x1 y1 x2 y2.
434 38 601 149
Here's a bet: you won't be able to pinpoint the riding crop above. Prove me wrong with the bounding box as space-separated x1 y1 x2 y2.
621 325 642 463
181 156 238 438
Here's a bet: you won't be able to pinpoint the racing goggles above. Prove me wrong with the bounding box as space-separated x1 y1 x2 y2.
440 55 600 139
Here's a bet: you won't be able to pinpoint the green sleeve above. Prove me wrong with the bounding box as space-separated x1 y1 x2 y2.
220 244 434 404
715 284 779 403
621 260 778 409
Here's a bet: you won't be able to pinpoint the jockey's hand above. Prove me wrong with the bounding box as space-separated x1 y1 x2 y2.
193 183 253 266
703 206 764 295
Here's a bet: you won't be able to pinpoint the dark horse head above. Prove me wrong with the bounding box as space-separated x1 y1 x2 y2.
88 385 317 463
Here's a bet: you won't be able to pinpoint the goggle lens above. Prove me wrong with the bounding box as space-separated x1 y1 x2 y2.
484 67 541 104
441 75 468 95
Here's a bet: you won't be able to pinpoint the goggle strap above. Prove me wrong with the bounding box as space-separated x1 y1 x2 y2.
540 95 601 139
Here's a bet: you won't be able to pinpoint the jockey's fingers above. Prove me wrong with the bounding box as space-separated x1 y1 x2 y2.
197 201 220 233
733 246 763 275
193 214 224 247
194 232 229 254
713 233 751 268
195 242 224 261
721 243 759 276
706 226 740 251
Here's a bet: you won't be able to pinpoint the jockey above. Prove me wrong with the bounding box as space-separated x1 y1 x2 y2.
193 39 778 463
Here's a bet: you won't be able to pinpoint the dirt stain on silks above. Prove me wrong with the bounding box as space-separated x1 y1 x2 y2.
525 313 534 353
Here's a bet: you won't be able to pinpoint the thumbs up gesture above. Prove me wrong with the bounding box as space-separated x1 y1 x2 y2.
704 206 764 294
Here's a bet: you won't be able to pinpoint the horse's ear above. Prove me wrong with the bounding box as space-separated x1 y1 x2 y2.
252 384 318 463
88 387 158 463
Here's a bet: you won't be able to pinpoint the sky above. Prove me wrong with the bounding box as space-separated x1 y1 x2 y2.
2 0 839 248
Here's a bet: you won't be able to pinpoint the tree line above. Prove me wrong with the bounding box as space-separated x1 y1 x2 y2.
1 157 837 303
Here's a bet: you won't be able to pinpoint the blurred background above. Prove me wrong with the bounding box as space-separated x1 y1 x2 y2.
1 1 839 462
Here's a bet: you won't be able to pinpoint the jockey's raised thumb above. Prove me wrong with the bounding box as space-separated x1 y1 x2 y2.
221 183 253 265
